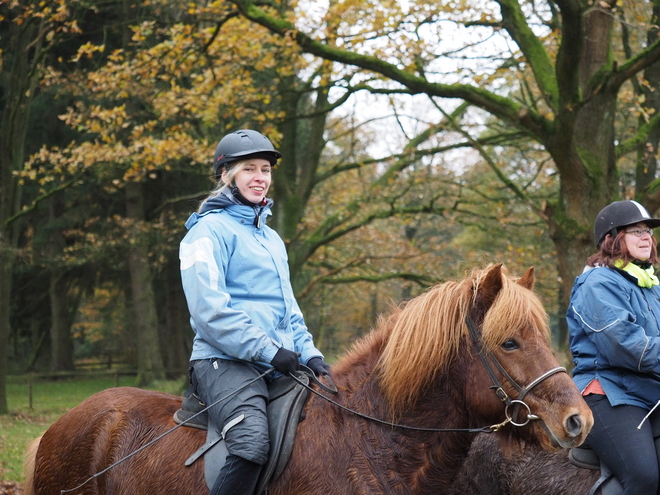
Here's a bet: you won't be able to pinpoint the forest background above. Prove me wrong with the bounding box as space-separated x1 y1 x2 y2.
1 0 660 414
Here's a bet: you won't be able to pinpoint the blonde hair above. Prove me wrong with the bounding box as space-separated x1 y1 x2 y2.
198 158 256 213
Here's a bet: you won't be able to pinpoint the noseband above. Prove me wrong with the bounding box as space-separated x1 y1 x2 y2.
466 316 567 426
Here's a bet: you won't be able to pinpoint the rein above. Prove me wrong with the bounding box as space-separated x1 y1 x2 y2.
291 370 502 434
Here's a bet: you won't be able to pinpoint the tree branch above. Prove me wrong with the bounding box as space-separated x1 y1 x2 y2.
323 272 435 286
316 130 526 185
617 9 643 96
612 36 660 88
431 99 548 221
307 200 446 256
5 173 84 226
616 112 660 158
298 259 436 299
229 0 552 142
553 0 584 108
496 0 559 110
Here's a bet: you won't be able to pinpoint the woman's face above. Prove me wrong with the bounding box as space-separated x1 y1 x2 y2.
227 158 272 204
623 222 654 261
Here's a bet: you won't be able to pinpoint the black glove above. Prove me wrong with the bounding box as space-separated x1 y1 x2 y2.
270 348 300 375
307 357 331 377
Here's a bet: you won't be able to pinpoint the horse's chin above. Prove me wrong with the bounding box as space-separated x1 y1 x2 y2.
495 420 583 456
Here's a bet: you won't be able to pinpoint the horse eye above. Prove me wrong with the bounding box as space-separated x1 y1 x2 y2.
501 339 519 351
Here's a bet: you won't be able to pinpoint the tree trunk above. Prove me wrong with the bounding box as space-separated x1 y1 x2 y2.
271 75 330 290
47 197 78 372
160 254 191 378
125 182 165 386
49 273 75 372
0 257 11 413
549 2 620 318
636 3 660 206
0 12 43 413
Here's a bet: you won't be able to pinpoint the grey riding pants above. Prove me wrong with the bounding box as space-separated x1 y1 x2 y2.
191 358 269 465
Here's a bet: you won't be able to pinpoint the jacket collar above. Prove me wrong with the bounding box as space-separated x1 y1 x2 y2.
185 188 273 230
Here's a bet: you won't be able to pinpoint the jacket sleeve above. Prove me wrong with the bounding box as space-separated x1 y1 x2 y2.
570 274 660 375
179 220 280 364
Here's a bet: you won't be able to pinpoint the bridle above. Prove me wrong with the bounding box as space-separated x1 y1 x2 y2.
465 315 567 426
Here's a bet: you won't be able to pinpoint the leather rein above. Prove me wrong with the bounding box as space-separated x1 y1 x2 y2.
292 316 567 434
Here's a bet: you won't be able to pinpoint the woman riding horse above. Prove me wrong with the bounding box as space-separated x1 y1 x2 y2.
180 129 331 494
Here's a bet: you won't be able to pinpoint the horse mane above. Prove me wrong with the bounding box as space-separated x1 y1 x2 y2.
375 264 549 414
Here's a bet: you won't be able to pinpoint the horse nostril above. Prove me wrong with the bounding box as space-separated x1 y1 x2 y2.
565 414 583 437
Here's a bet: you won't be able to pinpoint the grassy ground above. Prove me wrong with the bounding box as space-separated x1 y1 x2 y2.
0 375 186 483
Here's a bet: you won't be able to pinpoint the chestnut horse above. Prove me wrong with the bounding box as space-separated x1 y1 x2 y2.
23 264 592 495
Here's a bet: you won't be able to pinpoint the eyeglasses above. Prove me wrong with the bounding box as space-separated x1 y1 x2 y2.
624 228 654 237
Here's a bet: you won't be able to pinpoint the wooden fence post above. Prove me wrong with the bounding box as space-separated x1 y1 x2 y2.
29 376 33 410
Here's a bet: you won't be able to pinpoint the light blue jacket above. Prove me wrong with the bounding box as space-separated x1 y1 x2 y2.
568 266 660 409
179 189 322 370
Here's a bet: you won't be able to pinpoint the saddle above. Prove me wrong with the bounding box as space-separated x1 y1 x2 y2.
568 418 660 495
173 371 310 495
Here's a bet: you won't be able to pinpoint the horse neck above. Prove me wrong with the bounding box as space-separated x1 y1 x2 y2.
321 367 475 491
402 367 480 490
297 325 484 492
332 321 474 423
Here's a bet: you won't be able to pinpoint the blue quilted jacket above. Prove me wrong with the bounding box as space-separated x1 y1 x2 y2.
179 188 323 370
569 266 660 409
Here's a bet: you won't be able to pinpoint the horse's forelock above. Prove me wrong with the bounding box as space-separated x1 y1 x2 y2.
481 276 550 350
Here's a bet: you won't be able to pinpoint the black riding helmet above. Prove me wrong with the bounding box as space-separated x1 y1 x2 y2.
594 200 660 248
212 129 282 179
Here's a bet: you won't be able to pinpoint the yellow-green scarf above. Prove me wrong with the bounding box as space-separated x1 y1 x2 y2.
614 260 660 288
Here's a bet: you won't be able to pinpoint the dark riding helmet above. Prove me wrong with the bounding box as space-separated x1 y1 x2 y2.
212 129 282 179
594 200 660 248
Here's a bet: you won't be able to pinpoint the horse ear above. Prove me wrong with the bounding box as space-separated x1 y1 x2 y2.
476 263 504 310
517 267 535 290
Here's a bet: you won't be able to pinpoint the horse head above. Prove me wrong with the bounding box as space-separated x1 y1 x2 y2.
377 263 592 452
467 264 593 451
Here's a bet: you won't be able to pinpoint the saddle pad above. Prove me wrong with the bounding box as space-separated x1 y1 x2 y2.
568 447 599 470
255 374 310 494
